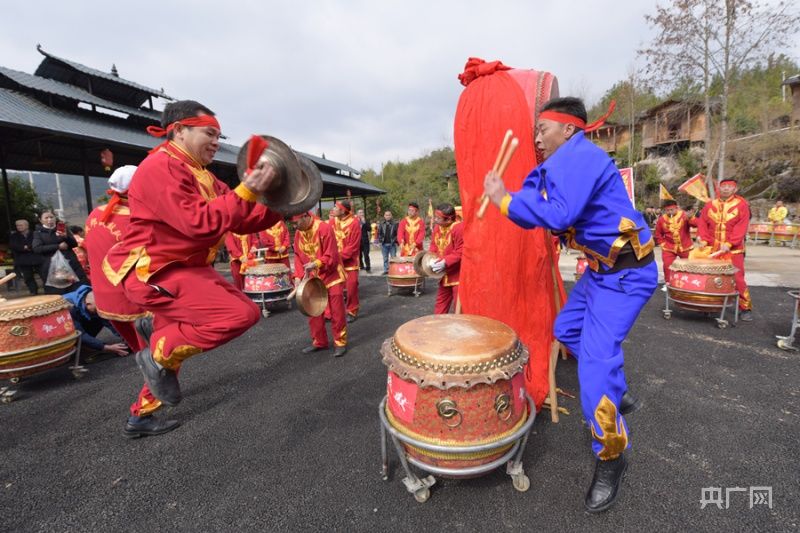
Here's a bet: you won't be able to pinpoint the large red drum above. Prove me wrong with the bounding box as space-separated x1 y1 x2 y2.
382 314 529 475
667 258 737 313
387 256 422 288
243 264 293 295
0 296 80 379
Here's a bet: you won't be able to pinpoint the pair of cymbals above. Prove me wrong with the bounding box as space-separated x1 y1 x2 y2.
237 135 323 217
413 250 444 279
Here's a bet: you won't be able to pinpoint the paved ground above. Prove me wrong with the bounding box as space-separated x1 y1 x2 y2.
1 268 798 532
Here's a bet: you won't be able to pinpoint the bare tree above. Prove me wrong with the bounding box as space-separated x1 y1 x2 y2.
640 0 799 196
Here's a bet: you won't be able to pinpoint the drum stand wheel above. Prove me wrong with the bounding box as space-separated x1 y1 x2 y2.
261 308 270 318
715 318 729 329
507 461 531 492
9 377 20 384
0 387 17 403
662 310 672 320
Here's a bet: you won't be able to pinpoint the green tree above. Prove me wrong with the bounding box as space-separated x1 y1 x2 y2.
0 176 52 241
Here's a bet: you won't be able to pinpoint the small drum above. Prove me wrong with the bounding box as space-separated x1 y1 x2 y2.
244 264 293 295
575 256 588 281
382 314 529 474
772 224 799 244
747 223 771 242
667 258 737 312
0 296 80 379
388 256 421 288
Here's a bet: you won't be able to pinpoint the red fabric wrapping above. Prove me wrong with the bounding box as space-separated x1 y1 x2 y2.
454 63 562 411
458 57 512 87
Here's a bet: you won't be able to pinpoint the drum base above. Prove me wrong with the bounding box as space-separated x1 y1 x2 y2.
386 277 425 297
1 337 86 403
244 288 293 318
663 286 739 329
378 395 535 502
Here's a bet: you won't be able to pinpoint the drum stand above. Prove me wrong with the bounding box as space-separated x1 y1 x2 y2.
386 277 425 298
776 290 799 351
1 336 85 404
245 290 292 318
662 287 739 329
378 395 536 503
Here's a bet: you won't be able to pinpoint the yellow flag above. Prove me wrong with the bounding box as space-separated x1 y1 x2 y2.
678 173 710 203
659 184 674 201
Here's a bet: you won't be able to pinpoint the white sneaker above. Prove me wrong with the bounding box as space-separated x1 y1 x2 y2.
661 285 667 293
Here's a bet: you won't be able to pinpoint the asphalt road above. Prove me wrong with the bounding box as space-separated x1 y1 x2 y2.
1 275 798 532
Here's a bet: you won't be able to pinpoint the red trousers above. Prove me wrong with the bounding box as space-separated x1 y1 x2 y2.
110 319 161 417
309 283 347 347
345 269 359 317
434 283 459 314
731 253 752 311
230 260 245 290
661 249 689 284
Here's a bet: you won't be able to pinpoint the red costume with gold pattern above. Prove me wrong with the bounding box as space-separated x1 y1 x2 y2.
254 220 291 267
698 195 752 310
654 210 696 282
224 232 257 290
103 142 282 376
397 215 425 257
429 220 463 314
333 212 361 318
294 218 348 347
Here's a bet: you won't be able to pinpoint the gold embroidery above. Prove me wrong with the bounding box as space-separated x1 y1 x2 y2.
564 217 654 272
663 211 686 253
706 197 743 251
590 395 628 460
401 216 422 255
102 246 145 286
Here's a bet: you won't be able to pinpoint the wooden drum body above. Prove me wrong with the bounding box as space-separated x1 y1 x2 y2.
244 264 293 295
0 296 80 379
382 315 528 475
667 258 737 312
387 257 422 288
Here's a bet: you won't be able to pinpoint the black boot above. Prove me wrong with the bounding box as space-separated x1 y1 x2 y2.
134 316 154 349
585 454 627 513
124 415 180 438
302 345 325 354
619 391 642 415
333 346 347 357
134 348 182 406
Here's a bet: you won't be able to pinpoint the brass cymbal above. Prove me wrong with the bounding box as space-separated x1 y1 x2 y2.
413 250 444 279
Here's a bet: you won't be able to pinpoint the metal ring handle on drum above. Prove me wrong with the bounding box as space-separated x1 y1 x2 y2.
436 398 462 428
494 393 512 421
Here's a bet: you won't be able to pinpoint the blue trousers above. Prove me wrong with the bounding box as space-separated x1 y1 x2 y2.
554 262 657 459
381 243 396 273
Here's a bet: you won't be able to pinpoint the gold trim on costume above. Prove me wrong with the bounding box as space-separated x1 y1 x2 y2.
97 309 150 321
500 193 512 217
564 217 654 272
234 183 259 202
590 395 628 460
102 246 145 286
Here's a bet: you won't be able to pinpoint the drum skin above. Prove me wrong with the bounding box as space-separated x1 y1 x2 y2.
0 295 80 379
244 264 293 294
382 314 528 474
387 257 421 287
667 258 737 312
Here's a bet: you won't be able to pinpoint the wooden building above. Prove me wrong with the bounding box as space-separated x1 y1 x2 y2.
783 74 800 127
588 121 634 155
640 99 714 157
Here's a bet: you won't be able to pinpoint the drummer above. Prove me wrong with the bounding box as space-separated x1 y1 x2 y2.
428 203 463 314
696 178 752 321
483 96 656 512
292 210 348 357
224 232 257 290
331 200 361 322
102 99 282 415
397 201 425 257
254 219 291 267
654 199 696 288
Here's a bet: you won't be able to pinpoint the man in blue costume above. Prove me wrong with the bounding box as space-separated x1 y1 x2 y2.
483 97 657 513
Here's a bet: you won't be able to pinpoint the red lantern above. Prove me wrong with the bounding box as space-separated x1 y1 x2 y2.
100 149 114 172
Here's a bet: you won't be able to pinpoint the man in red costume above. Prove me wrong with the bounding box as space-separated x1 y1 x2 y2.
292 211 348 357
428 203 463 314
331 200 361 322
103 100 281 417
397 201 425 257
224 232 256 290
85 165 179 437
255 219 291 267
654 199 695 286
697 178 753 321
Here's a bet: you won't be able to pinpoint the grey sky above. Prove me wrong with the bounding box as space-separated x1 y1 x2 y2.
2 1 798 172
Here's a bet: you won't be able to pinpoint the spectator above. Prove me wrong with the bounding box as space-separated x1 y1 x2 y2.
8 219 42 295
357 209 371 272
63 285 129 357
378 210 398 274
69 225 90 279
32 211 88 294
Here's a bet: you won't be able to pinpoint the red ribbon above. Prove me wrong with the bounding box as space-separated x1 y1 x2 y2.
100 189 123 223
458 57 512 87
246 135 270 173
539 100 616 133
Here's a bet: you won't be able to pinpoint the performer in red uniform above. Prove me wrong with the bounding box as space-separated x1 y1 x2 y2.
292 211 348 357
428 203 463 314
332 200 361 322
697 178 753 320
654 199 695 285
224 232 256 290
85 165 179 437
254 219 291 267
397 202 425 257
103 100 281 417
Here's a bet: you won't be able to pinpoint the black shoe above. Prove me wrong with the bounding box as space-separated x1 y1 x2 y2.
123 415 180 438
134 316 154 349
365 268 371 272
333 346 347 357
134 348 181 406
302 345 325 354
585 455 628 513
739 310 753 322
619 391 642 416
346 314 356 323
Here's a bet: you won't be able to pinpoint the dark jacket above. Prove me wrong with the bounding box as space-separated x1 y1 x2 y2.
360 219 371 246
9 230 43 267
378 219 398 245
32 225 88 289
63 285 111 351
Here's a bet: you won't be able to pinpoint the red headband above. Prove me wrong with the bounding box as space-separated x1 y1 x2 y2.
335 201 351 213
720 179 737 185
146 115 221 138
539 100 616 133
435 209 453 220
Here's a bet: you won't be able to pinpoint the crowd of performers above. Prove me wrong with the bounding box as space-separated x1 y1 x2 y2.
28 94 758 514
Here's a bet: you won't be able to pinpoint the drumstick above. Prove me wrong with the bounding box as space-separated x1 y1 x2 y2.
0 272 16 287
477 137 519 219
708 250 726 258
475 130 512 211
